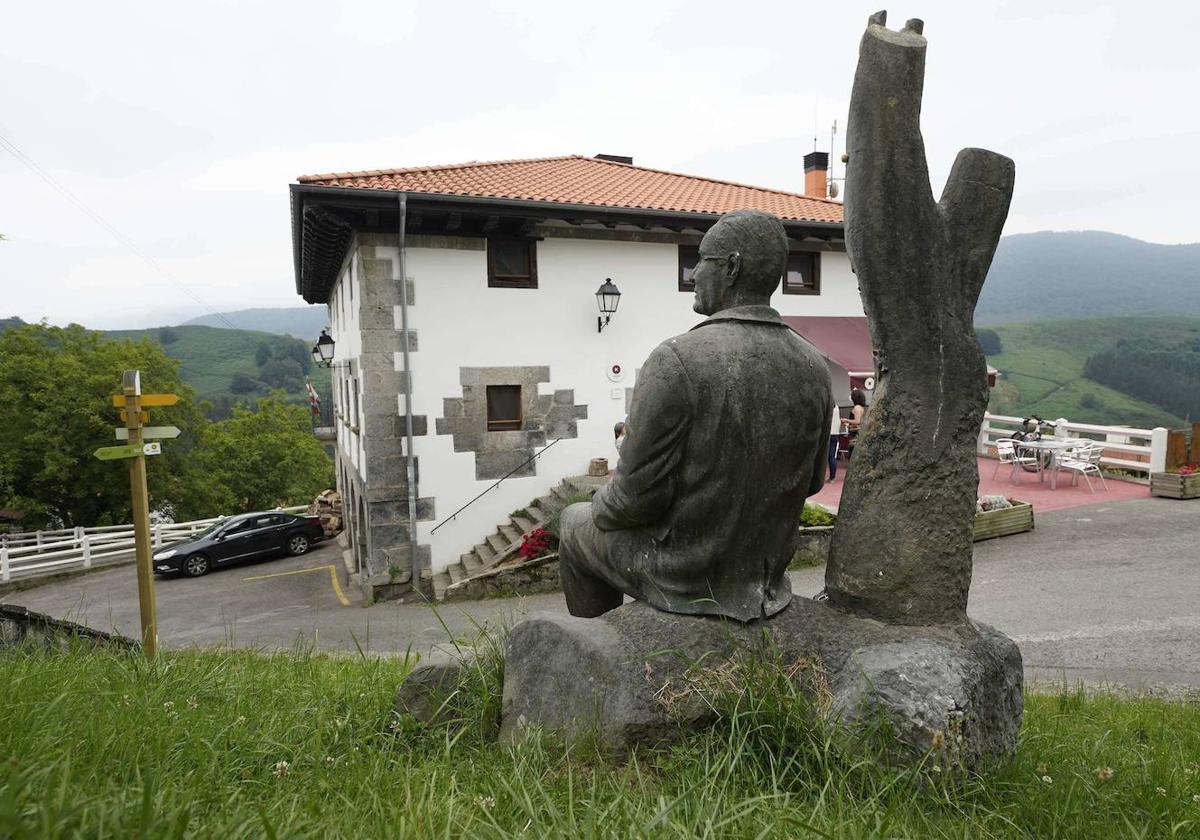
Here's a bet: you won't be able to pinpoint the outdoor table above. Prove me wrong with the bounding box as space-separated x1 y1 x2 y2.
1013 438 1075 489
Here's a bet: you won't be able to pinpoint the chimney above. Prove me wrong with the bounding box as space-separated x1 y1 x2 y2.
595 153 633 165
803 151 829 198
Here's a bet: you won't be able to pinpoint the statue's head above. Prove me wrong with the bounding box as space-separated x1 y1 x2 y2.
692 209 788 316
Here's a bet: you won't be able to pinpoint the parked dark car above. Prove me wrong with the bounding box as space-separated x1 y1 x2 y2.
153 511 325 577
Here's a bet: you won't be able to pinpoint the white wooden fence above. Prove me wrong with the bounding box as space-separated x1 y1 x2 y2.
0 506 309 583
977 413 1168 476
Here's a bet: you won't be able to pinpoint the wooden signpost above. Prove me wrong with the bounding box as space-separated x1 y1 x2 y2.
92 371 178 659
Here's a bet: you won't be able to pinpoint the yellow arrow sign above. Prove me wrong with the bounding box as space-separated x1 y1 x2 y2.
112 393 179 408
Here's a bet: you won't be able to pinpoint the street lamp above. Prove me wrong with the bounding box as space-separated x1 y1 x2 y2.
312 329 335 368
596 279 621 333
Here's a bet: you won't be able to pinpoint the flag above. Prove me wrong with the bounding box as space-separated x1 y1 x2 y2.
305 377 321 417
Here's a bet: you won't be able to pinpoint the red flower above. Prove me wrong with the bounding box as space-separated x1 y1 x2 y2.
518 527 553 559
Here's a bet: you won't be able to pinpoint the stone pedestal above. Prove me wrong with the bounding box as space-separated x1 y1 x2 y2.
497 599 1022 771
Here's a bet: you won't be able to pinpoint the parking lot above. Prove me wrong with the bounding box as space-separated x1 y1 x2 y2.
6 497 1200 692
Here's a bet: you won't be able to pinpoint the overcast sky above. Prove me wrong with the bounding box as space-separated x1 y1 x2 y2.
2 0 1197 329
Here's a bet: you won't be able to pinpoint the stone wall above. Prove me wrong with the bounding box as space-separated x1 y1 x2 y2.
442 554 562 602
436 366 589 480
0 604 135 652
354 238 435 599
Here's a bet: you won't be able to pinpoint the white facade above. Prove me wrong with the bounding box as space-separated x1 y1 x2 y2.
336 231 863 573
328 251 366 477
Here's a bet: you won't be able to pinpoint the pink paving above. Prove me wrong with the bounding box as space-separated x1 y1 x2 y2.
810 456 1150 513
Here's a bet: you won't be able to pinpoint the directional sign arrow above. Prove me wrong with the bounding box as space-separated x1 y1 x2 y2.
94 444 146 461
115 426 181 441
112 393 179 408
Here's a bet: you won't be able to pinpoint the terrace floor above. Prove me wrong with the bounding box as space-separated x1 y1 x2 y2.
810 455 1149 513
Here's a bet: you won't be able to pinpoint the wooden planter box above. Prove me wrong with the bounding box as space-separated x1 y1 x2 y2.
973 500 1034 542
1150 472 1200 500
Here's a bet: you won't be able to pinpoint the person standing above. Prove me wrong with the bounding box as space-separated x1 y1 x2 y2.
846 388 868 458
828 402 843 481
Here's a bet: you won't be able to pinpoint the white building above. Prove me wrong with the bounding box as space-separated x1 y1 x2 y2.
289 153 862 601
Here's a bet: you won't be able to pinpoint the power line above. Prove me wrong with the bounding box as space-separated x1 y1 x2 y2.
0 129 243 332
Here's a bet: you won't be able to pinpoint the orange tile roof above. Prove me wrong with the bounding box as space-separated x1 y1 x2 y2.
297 155 843 225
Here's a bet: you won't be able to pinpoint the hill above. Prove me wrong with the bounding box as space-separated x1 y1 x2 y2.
104 325 331 418
985 317 1197 428
182 306 327 340
977 231 1200 325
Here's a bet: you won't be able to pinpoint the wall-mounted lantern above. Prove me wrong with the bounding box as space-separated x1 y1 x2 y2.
596 279 621 333
312 329 336 368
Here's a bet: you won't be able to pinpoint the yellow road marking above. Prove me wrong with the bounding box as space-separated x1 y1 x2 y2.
243 563 351 607
327 564 350 607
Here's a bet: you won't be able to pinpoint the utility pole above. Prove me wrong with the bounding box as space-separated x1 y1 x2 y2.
123 369 157 658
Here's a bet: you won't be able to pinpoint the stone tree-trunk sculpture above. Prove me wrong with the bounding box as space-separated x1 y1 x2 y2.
826 11 1016 625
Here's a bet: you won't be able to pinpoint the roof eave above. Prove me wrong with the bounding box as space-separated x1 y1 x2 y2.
292 182 844 231
290 182 845 303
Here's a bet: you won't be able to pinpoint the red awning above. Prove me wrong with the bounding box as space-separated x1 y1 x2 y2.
782 316 875 373
783 315 998 382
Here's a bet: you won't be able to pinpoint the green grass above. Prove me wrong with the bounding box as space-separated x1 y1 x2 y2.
986 317 1197 428
2 642 1199 838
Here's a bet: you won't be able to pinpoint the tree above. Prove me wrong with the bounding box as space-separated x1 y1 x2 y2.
976 328 1002 355
254 342 272 367
190 394 333 514
230 372 260 394
157 326 181 345
0 323 207 528
277 338 314 374
259 358 305 391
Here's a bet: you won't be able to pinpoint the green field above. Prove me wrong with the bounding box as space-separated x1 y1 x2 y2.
2 643 1199 838
985 317 1196 428
104 325 331 416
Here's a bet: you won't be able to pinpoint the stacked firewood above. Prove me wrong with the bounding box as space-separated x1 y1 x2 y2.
308 489 343 537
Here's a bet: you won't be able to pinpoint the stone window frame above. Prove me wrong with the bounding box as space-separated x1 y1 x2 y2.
487 237 538 289
485 384 523 432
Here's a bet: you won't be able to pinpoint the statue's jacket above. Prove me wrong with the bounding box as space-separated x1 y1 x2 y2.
592 305 833 621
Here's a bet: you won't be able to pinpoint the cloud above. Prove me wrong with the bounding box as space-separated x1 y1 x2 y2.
0 58 211 178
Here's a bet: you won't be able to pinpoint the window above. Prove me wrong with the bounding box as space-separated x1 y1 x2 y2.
351 377 360 429
223 518 256 536
679 245 822 295
678 245 699 292
487 238 537 288
486 385 522 431
783 251 821 295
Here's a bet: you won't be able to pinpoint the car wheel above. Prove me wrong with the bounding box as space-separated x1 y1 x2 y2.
287 534 310 556
183 554 211 577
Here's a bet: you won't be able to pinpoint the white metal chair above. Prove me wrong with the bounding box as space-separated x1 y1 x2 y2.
1056 442 1108 493
993 438 1039 483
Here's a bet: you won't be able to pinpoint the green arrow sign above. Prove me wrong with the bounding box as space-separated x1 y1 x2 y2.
114 426 181 441
94 444 145 461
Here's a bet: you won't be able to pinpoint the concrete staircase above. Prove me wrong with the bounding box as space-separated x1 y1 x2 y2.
432 474 609 600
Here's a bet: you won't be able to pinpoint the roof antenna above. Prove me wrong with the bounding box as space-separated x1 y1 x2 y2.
813 96 819 152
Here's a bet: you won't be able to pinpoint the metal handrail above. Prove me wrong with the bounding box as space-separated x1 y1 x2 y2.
430 438 564 534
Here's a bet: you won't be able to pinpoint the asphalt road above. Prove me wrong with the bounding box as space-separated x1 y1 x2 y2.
6 497 1199 691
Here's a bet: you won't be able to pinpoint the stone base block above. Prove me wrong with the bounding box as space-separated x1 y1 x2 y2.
497 598 1022 772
